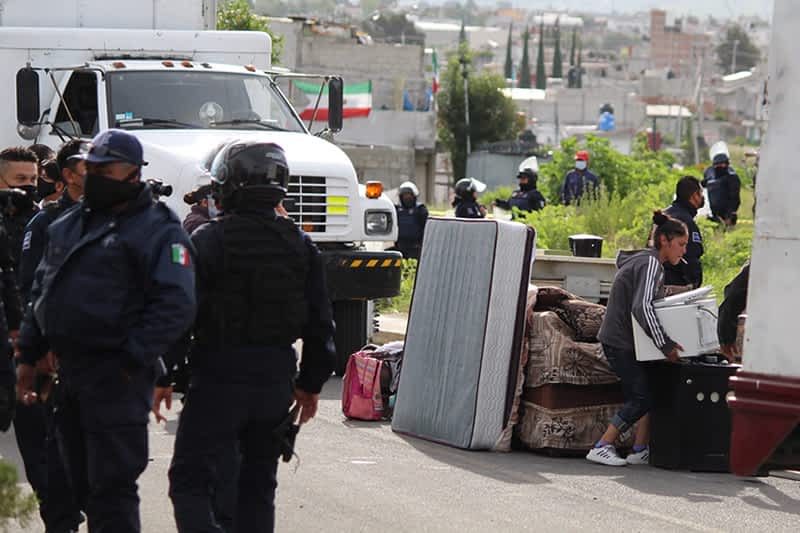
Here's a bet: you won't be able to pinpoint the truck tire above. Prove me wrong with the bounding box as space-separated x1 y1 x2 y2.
333 299 368 376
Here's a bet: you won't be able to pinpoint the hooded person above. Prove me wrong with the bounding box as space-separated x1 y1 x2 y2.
656 176 705 289
393 181 429 260
182 184 219 235
701 145 741 225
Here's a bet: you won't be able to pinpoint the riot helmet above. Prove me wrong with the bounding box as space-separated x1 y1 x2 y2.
210 141 289 209
398 181 419 208
454 177 486 200
517 168 537 191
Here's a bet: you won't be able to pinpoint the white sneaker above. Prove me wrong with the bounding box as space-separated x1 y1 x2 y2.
626 448 650 465
586 444 627 466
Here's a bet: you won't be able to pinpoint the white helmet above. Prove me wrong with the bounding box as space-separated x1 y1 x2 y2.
398 181 419 197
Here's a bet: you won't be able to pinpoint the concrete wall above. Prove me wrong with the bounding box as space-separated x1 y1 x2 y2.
337 111 436 150
513 87 645 129
466 152 522 191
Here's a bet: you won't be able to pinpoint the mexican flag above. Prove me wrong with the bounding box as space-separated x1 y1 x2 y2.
294 80 372 120
432 48 440 93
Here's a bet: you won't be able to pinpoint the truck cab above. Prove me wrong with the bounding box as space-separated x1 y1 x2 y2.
3 23 401 373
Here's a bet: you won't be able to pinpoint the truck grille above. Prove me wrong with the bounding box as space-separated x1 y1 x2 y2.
285 175 349 234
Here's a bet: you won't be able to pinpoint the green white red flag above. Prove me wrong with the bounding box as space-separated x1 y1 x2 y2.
294 80 372 120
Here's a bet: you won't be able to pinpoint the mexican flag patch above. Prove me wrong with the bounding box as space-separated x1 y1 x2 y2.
171 243 190 267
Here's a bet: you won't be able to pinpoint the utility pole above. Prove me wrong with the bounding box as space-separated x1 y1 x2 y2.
731 39 740 73
460 54 471 155
693 48 706 165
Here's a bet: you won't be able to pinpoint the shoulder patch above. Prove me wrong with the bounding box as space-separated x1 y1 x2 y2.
22 231 32 252
692 231 702 243
170 243 191 267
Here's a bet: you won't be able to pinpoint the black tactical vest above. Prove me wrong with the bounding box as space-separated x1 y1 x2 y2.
195 213 310 348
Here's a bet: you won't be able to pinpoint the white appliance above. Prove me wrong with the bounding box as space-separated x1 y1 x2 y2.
633 289 720 362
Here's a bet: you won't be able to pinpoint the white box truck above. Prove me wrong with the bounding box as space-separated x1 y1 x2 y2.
0 0 401 373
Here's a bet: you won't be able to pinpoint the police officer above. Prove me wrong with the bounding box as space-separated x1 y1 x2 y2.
661 176 705 288
0 219 22 434
452 177 487 219
16 129 196 533
393 181 428 259
15 139 87 533
494 168 546 216
560 150 599 205
702 152 741 225
0 147 40 265
166 141 335 533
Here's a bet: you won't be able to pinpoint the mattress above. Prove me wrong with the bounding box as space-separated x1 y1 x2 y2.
391 218 535 449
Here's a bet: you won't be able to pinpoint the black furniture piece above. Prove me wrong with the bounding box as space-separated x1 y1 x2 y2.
648 358 740 472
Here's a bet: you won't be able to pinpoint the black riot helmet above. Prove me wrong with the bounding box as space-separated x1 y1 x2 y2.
454 177 486 200
210 141 290 209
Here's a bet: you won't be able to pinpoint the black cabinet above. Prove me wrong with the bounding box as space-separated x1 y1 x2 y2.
648 360 740 472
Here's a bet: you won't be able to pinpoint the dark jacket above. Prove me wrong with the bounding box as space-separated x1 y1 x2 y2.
186 213 335 394
663 200 704 287
395 202 429 259
561 169 599 205
183 205 211 236
0 225 21 387
718 263 750 345
598 248 677 356
18 192 77 304
496 188 546 214
17 185 197 387
454 199 484 219
702 166 741 219
5 203 38 269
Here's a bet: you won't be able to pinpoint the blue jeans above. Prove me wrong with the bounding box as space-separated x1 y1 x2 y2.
602 344 652 433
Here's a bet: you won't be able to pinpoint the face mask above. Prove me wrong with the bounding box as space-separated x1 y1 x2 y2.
207 195 220 218
575 161 587 171
84 172 142 212
18 185 39 205
697 195 705 209
37 179 59 200
401 195 415 208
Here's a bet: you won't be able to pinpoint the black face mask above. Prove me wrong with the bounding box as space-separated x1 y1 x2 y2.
84 171 142 212
18 185 39 206
37 179 59 200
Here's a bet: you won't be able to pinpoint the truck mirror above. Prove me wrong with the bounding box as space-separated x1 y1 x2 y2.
327 77 344 133
16 68 41 127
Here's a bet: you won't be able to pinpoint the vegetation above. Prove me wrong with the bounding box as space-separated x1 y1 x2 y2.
518 30 531 88
381 136 755 313
0 460 38 531
437 46 522 181
715 24 761 73
217 0 284 65
535 22 546 90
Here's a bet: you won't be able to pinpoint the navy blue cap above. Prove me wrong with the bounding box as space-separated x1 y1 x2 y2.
72 129 148 166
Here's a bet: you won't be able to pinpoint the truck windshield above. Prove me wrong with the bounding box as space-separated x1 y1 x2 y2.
106 71 305 133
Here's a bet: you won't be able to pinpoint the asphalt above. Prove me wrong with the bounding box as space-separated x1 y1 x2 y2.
1 376 799 532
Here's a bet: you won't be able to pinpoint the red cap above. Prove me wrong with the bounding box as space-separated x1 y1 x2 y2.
575 150 590 161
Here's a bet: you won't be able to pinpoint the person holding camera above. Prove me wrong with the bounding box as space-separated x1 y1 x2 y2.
165 141 335 533
0 147 40 265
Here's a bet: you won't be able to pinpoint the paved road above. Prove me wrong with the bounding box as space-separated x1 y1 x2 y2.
2 378 799 532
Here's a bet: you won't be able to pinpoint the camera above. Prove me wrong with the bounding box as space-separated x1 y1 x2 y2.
146 179 173 199
0 188 34 213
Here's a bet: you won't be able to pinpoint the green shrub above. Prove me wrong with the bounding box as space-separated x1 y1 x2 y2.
375 259 417 314
0 459 38 531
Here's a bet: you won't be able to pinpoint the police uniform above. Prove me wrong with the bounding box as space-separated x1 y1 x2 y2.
454 199 484 218
17 145 196 532
496 188 546 215
168 142 335 533
14 191 83 532
702 166 741 223
0 223 22 432
663 199 704 287
395 201 428 259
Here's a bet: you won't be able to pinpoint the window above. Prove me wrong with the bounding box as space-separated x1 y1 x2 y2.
53 71 99 137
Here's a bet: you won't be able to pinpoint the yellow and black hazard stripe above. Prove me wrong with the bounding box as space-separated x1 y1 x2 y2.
338 258 403 269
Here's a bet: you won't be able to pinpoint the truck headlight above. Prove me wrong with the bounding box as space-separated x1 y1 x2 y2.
364 210 392 235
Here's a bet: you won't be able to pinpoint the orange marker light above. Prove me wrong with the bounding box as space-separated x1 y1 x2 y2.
112 62 126 69
162 61 175 67
181 61 194 68
365 181 383 199
302 224 315 232
244 64 257 72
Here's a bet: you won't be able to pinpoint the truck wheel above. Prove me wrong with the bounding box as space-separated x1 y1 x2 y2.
333 299 368 376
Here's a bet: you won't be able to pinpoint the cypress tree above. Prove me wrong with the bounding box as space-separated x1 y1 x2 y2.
518 29 532 88
552 18 563 78
504 23 514 81
569 27 577 66
535 21 547 90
